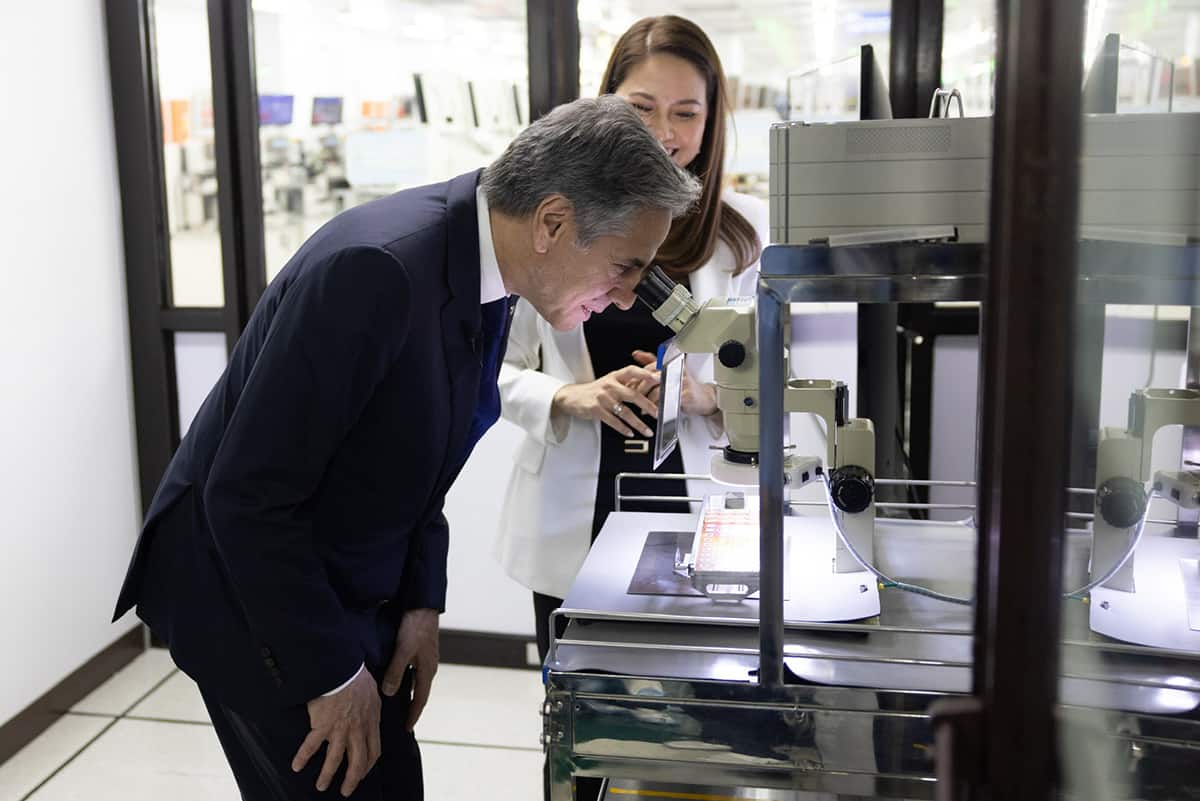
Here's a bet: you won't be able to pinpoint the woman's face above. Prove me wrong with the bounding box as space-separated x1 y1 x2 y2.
614 52 709 169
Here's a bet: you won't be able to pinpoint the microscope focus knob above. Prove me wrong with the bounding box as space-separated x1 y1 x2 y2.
1097 477 1147 529
830 465 875 514
718 340 746 369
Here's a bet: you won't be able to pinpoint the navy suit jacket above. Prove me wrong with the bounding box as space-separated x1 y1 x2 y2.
114 170 494 711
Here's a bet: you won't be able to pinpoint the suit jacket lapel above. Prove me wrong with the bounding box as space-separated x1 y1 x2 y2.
437 169 485 486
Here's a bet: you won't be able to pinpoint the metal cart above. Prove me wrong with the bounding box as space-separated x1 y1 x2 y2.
542 241 1200 801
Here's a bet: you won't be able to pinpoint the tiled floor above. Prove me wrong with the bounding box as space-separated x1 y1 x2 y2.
1 650 544 801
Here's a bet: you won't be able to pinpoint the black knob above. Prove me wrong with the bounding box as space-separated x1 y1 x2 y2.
830 465 874 514
718 340 746 369
1097 477 1147 529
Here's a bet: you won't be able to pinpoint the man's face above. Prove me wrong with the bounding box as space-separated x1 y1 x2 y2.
525 204 672 331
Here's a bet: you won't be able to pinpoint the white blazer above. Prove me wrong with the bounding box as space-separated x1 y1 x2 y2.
493 190 770 599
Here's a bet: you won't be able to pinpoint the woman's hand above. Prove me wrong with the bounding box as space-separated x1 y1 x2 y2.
552 365 660 437
631 350 719 417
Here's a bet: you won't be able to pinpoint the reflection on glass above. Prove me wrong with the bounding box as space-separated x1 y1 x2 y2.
154 0 225 308
579 1 890 197
1062 3 1200 797
250 0 528 282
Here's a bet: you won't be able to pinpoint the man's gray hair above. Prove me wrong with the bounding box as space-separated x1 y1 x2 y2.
481 95 701 245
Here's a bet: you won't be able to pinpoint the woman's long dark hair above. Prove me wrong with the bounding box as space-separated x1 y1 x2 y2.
601 15 762 278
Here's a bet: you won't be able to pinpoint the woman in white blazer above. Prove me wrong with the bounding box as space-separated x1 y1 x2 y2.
494 15 770 664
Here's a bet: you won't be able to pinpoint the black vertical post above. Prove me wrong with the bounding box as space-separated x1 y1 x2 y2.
527 0 580 120
1067 35 1121 524
104 0 179 514
865 0 943 505
973 2 1085 800
889 0 944 118
208 0 267 350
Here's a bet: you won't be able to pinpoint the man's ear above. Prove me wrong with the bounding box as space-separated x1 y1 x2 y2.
532 195 572 254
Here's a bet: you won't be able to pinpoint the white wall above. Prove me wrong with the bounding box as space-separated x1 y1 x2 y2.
0 2 142 726
443 422 535 637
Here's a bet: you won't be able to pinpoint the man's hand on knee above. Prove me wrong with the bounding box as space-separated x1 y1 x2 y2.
292 668 382 797
382 608 440 732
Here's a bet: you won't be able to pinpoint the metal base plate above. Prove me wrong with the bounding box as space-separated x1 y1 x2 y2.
565 512 879 625
1089 535 1200 652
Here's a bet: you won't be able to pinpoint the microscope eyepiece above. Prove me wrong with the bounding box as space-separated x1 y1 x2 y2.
634 265 700 332
634 265 676 309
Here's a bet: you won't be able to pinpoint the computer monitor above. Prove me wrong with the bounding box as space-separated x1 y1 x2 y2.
1083 34 1177 114
412 73 473 129
859 44 892 121
1083 33 1120 113
787 44 891 122
311 96 343 125
258 94 294 126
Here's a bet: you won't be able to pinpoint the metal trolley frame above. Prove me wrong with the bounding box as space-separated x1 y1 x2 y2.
542 240 1200 801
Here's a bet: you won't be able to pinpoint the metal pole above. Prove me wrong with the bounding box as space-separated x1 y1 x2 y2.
103 0 178 512
208 0 268 349
972 1 1086 799
526 0 579 121
757 278 786 689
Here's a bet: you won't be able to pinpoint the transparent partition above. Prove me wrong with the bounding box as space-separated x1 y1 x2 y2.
579 0 889 198
249 0 528 282
942 0 996 116
153 0 225 308
1059 2 1200 797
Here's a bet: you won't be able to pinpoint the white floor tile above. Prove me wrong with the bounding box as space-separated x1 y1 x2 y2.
414 664 544 750
0 715 112 801
126 672 209 724
70 649 176 716
25 719 237 801
420 741 543 801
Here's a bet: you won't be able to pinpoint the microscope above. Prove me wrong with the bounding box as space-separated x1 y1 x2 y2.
1091 387 1200 651
634 267 881 619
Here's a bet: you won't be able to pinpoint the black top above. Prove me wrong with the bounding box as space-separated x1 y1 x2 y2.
584 292 690 539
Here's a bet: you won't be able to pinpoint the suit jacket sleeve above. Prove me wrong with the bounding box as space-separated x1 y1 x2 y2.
203 246 412 705
396 504 449 612
498 298 569 446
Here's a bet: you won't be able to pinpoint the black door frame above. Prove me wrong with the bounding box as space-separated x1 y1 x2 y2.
106 0 576 515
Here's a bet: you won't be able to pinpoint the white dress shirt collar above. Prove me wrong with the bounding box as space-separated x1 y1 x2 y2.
476 186 507 304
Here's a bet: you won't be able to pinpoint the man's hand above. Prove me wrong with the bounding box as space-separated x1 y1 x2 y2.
382 608 440 732
631 350 718 417
292 668 381 797
551 365 659 437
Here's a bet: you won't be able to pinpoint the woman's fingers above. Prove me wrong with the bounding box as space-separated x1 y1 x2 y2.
611 382 658 420
599 407 636 437
630 349 657 367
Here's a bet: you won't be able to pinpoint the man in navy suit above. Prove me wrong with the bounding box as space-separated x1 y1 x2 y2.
113 96 700 800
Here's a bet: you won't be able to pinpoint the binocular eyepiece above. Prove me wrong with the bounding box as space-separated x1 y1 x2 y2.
634 265 699 333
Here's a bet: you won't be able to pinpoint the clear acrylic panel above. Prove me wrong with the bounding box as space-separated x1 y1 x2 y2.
942 0 997 116
1061 2 1200 797
249 0 528 283
154 0 226 308
579 0 890 198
